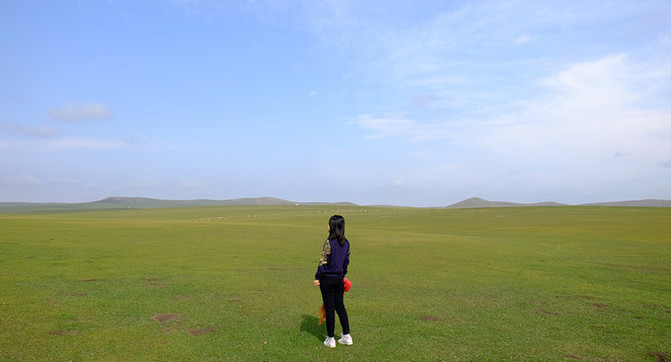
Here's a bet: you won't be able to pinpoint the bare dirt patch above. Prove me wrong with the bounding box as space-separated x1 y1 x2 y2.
648 351 670 362
229 297 242 303
421 315 439 321
591 302 607 309
565 354 583 359
152 313 180 323
147 278 164 288
188 326 217 336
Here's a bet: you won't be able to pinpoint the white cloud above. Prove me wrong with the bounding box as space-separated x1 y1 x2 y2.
0 122 60 138
481 53 671 159
539 54 636 109
46 136 134 149
513 34 533 44
354 114 415 138
48 102 112 121
0 137 135 150
364 53 670 141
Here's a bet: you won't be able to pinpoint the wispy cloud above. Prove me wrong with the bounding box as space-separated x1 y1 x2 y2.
48 102 112 122
513 34 533 45
354 114 416 138
0 122 60 138
353 51 671 167
46 136 134 149
0 136 136 150
484 53 671 155
537 54 637 110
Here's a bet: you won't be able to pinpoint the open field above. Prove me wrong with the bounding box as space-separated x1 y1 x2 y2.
1 205 670 361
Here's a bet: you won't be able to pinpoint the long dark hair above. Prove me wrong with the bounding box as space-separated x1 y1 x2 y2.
328 215 346 246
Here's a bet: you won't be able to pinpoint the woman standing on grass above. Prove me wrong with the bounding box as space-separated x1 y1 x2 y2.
314 215 353 348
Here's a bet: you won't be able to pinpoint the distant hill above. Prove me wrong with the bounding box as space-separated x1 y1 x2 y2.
90 196 300 208
2 196 669 213
447 197 567 209
0 196 356 213
447 197 671 209
579 199 671 207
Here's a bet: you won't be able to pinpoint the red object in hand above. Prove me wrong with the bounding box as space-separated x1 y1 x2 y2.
318 304 326 325
344 278 351 292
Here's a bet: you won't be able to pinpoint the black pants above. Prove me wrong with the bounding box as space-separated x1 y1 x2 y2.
319 275 350 338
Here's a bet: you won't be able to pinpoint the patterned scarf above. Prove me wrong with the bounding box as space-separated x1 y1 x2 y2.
318 239 331 266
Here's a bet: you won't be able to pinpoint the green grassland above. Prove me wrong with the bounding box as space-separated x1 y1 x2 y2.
1 205 669 361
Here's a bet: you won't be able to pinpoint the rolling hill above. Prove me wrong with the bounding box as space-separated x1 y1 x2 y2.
578 199 671 207
1 196 670 213
447 197 671 208
0 196 354 213
447 197 567 209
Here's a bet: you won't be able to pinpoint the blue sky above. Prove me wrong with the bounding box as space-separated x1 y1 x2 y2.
1 0 670 206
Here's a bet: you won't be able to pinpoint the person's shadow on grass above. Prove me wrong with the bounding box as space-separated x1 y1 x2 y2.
300 315 324 341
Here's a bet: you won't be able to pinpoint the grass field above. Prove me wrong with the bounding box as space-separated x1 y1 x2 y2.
1 205 670 361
